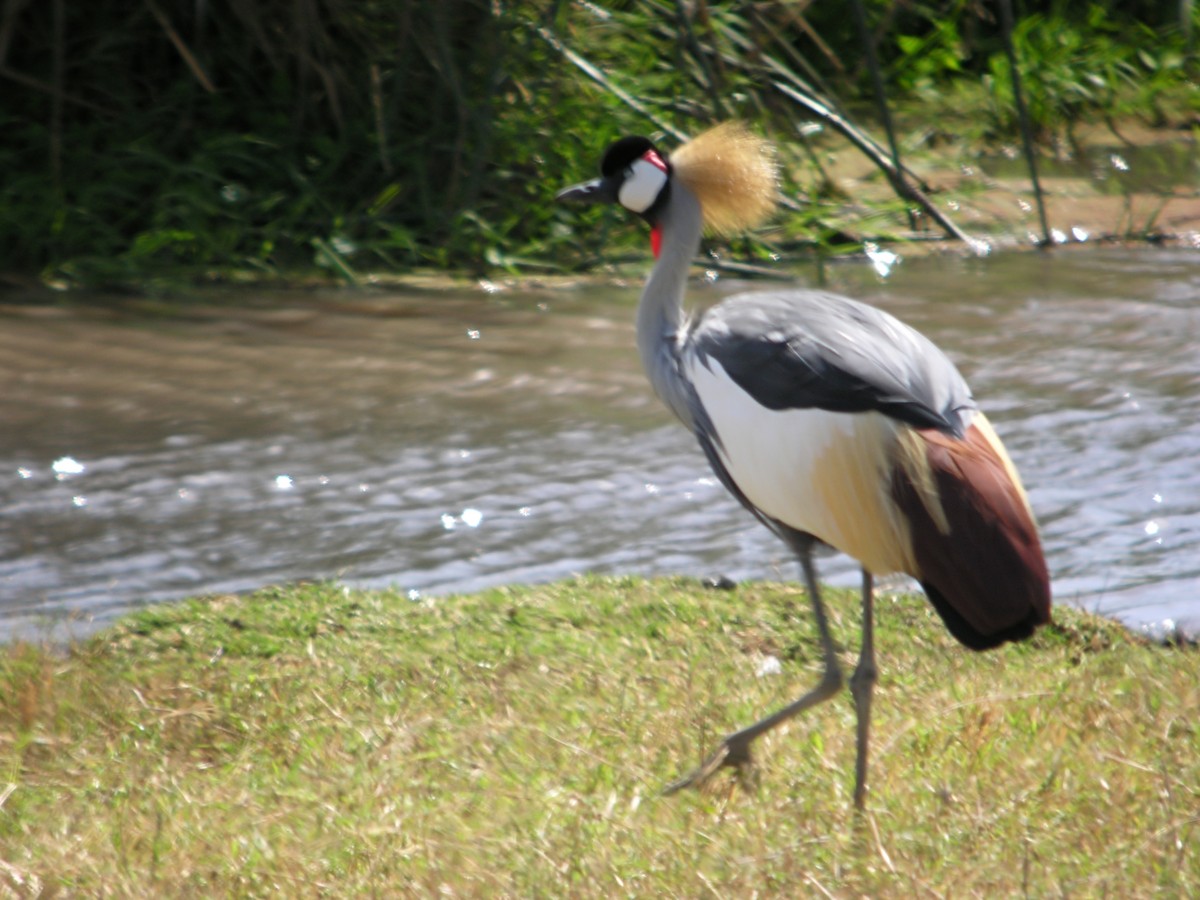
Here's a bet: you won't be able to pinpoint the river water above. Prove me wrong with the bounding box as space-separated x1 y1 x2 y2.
2 246 1198 641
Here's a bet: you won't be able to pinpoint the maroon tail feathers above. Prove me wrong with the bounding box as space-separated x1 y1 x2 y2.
892 421 1052 651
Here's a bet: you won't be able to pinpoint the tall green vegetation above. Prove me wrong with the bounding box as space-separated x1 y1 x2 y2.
1 1 1195 281
3 1 566 278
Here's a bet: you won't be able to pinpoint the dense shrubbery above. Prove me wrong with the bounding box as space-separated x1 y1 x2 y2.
1 1 1196 280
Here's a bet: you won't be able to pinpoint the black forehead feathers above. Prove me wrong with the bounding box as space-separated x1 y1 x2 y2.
600 135 662 177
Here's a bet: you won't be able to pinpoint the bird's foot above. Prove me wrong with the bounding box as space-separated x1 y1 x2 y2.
662 732 758 796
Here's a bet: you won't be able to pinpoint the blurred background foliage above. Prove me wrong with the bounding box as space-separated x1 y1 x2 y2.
1 0 1196 282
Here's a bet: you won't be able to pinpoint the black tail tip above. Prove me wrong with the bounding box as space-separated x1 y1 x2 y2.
922 581 1049 651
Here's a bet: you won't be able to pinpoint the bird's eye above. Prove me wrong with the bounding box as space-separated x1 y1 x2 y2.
617 157 668 214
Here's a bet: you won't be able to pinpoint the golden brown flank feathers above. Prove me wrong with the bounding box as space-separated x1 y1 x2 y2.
891 414 1051 650
670 122 777 236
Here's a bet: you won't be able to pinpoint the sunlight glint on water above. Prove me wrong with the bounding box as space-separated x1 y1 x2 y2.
1 247 1198 641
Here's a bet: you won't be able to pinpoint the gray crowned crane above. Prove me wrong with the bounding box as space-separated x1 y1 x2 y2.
557 122 1051 809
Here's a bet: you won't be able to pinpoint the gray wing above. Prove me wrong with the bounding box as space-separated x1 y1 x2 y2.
687 289 976 436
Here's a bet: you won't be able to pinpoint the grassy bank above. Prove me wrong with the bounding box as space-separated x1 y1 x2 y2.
1 576 1197 895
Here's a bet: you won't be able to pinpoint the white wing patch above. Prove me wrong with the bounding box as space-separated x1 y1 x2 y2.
686 353 917 576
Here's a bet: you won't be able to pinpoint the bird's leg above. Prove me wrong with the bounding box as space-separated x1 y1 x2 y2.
850 569 877 810
662 546 844 796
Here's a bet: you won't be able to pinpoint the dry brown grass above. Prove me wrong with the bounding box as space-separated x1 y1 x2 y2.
1 577 1197 896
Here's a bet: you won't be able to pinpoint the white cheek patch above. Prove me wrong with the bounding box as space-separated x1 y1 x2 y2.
618 157 669 213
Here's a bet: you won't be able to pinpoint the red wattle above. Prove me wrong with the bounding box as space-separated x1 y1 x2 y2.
650 226 662 259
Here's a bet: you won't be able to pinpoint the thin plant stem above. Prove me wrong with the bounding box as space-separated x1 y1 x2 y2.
997 0 1051 246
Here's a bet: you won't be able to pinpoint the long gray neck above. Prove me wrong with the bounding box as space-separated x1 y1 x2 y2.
636 181 704 429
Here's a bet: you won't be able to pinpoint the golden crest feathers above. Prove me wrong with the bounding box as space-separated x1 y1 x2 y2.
670 122 778 236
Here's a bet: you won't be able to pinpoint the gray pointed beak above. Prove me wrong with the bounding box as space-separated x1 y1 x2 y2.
556 176 619 205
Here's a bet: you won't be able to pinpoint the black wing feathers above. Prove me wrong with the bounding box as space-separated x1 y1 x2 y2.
690 290 974 436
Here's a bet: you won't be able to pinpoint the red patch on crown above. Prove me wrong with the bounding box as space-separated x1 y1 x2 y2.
642 149 668 173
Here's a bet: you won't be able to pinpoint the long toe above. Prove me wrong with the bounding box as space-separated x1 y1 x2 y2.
662 733 756 796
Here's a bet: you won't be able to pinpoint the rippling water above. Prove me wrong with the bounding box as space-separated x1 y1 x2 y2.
2 246 1198 641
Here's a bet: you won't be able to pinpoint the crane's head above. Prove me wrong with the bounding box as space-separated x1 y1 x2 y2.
555 135 671 220
557 122 778 255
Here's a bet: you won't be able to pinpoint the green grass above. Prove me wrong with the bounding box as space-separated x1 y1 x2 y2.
1 576 1197 896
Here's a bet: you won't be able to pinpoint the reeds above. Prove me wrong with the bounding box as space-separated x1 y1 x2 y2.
0 1 1195 281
